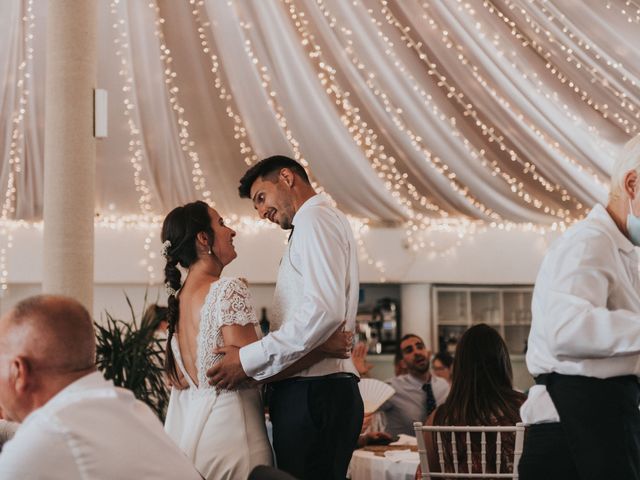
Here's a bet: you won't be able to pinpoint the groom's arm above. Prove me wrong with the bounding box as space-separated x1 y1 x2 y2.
239 209 349 381
254 324 353 383
207 321 351 389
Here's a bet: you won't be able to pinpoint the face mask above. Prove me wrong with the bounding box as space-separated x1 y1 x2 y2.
626 198 640 246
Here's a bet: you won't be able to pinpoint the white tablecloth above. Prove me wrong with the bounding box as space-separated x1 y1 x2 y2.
348 449 420 480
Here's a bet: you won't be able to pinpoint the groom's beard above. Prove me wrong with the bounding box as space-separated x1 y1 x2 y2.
280 219 292 230
275 207 295 230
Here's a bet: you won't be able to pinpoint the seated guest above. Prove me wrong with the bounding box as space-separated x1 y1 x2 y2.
431 352 453 384
0 295 202 479
419 324 526 477
381 334 450 437
519 134 640 480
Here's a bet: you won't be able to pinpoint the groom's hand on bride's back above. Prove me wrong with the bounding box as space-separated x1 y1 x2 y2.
207 345 249 390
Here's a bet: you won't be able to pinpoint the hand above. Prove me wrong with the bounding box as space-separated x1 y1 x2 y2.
357 430 393 448
206 345 249 390
363 431 393 446
352 342 373 376
319 321 353 359
361 412 374 434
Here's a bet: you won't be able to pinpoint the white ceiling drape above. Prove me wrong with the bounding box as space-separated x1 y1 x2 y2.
0 0 638 226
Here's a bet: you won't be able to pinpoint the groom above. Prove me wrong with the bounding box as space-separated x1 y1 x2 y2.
207 155 364 480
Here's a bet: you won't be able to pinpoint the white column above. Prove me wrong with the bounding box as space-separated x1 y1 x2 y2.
401 283 432 349
42 0 98 310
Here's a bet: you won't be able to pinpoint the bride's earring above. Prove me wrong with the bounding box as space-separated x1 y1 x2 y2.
208 246 213 255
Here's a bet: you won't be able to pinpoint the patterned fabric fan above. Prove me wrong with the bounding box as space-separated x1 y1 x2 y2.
358 378 395 414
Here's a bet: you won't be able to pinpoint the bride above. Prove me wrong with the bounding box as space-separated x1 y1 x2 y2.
160 201 349 479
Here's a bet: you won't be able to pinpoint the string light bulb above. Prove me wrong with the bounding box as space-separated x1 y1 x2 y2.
147 0 214 206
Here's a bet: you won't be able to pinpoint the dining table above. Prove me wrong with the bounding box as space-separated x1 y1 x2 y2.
348 443 420 480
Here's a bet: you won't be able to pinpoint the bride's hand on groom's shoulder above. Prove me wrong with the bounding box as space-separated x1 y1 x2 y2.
319 321 353 359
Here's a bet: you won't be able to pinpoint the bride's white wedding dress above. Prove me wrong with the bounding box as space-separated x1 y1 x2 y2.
164 277 273 479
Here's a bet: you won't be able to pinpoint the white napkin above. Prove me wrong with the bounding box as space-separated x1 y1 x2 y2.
390 434 417 446
383 449 418 463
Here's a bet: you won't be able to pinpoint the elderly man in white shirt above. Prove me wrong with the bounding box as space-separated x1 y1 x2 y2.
0 295 202 480
207 155 363 480
519 134 640 480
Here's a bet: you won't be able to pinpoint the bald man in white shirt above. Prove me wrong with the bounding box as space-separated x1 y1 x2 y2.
207 156 364 480
519 135 640 480
0 295 202 480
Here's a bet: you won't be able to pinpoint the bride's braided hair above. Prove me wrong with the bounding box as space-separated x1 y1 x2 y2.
160 201 214 385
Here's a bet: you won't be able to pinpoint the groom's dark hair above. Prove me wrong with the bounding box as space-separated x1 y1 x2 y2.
238 155 311 198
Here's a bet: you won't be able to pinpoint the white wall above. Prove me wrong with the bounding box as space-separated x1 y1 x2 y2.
5 224 558 282
0 224 558 317
0 225 552 390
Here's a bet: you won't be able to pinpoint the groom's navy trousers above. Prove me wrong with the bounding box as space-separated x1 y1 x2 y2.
268 372 364 480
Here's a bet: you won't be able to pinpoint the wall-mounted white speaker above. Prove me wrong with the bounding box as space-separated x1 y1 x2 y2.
94 89 108 138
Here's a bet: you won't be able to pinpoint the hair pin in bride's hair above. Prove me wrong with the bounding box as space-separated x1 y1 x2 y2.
161 240 172 259
165 282 177 297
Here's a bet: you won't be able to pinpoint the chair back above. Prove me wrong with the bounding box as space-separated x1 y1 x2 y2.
413 422 525 479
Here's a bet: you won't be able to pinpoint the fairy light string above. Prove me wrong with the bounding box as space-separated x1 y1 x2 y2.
283 0 445 220
2 0 35 221
390 0 606 203
0 0 35 294
190 0 258 166
482 0 639 135
528 0 639 127
378 0 603 220
147 0 213 205
315 0 584 224
110 0 166 283
109 0 156 216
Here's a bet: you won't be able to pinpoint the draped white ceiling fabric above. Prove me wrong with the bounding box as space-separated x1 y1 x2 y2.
0 0 638 226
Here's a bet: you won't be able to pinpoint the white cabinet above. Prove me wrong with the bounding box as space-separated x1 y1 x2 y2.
432 285 534 391
432 285 533 357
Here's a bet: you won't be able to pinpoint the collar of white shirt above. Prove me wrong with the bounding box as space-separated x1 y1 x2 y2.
291 193 326 227
590 203 634 254
400 372 436 389
21 371 112 428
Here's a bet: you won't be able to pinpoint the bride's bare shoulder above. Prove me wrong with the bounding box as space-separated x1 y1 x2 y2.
180 277 220 307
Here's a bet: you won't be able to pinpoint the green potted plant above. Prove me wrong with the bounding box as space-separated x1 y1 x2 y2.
94 295 170 420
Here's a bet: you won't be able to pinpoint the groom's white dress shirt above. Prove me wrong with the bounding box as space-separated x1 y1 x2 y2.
240 194 360 380
0 371 201 479
521 204 640 425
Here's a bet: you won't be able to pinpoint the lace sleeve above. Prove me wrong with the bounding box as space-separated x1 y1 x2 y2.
216 277 258 327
